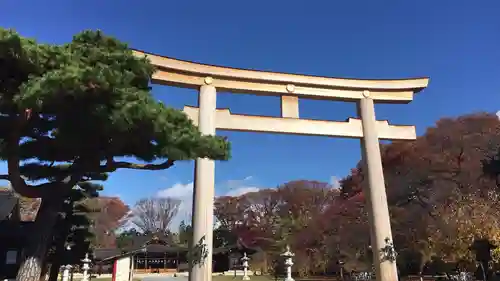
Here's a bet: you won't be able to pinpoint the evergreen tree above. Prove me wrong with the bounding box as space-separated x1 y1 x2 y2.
213 227 238 248
116 229 138 251
178 220 193 246
46 183 101 281
0 28 230 281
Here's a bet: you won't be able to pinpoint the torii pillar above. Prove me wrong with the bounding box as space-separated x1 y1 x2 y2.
359 91 398 281
190 79 217 281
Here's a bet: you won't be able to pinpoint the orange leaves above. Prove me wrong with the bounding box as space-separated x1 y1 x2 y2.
89 197 129 248
337 112 500 264
426 193 500 261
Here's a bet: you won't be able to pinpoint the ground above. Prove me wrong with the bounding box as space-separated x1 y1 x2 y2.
139 276 274 281
90 276 336 281
209 277 274 281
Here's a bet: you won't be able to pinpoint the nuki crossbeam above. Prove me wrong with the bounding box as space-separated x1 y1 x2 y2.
183 106 417 140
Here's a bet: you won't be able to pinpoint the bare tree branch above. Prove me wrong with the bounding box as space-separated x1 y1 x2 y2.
128 197 181 234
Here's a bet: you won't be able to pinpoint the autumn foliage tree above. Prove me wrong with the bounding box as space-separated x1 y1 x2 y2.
0 28 230 281
215 180 336 275
214 113 500 277
340 113 500 273
86 196 130 248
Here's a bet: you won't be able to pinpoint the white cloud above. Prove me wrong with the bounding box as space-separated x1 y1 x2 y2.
330 176 341 189
496 110 500 120
157 182 194 198
156 182 194 230
155 177 259 231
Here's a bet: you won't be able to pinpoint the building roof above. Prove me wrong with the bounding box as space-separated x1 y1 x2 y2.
94 233 258 263
0 188 42 222
213 238 258 255
93 248 122 261
130 232 171 246
140 243 187 253
93 233 181 262
0 189 18 220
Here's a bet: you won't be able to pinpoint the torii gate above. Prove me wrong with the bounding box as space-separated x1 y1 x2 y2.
133 49 429 281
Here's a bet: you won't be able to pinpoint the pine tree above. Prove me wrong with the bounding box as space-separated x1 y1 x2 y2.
0 28 230 281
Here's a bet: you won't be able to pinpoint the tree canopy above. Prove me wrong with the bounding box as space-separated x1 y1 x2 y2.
0 28 230 200
0 28 230 281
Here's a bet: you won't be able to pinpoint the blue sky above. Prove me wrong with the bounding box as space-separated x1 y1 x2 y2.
2 0 500 227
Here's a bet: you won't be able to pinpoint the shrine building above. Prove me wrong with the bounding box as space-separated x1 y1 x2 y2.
0 189 35 280
93 233 258 274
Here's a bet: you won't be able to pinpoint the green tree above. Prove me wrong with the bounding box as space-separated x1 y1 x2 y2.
178 220 193 246
0 28 230 281
116 229 139 251
46 183 100 281
213 227 238 248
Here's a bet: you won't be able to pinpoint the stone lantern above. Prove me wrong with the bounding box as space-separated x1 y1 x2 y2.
81 253 91 281
241 252 250 280
280 245 295 281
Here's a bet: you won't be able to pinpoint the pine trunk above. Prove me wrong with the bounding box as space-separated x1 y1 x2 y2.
48 225 71 281
48 262 61 281
263 253 268 274
16 199 60 281
40 260 49 281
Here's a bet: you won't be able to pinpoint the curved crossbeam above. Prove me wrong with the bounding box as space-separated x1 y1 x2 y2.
183 106 416 140
132 49 429 103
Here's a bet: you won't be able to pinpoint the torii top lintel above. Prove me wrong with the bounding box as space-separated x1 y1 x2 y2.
132 49 429 104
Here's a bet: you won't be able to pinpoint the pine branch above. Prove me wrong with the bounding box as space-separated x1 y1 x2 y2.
6 122 38 198
103 159 175 172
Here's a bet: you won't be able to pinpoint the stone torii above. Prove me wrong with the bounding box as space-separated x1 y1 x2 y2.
133 49 429 281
